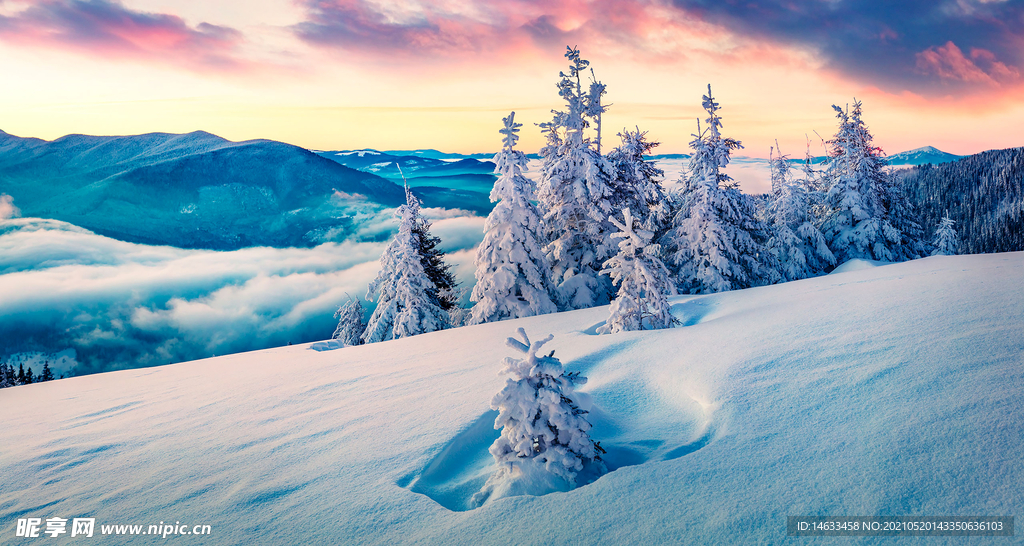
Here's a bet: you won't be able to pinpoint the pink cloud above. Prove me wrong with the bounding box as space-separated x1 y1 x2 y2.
0 0 250 72
291 0 725 64
915 41 1019 86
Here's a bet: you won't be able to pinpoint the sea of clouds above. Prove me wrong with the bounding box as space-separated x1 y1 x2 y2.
0 210 483 376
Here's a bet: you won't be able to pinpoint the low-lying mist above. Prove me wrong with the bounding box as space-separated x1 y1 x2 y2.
0 214 483 376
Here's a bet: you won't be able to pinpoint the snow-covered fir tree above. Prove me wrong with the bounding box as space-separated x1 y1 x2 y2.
0 363 14 388
820 100 922 263
598 208 676 333
536 46 617 310
470 112 557 324
607 128 668 233
660 84 778 294
392 166 461 315
801 135 830 224
932 214 960 256
766 143 835 281
332 297 366 346
413 220 460 313
473 329 605 506
880 173 927 261
17 363 32 384
585 69 608 154
362 189 449 343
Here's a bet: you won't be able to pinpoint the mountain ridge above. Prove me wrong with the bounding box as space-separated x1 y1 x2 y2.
0 130 407 249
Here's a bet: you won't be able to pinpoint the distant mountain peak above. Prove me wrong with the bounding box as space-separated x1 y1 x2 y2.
888 146 961 166
334 149 382 157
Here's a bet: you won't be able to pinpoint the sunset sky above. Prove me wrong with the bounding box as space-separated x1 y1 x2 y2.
1 0 1023 158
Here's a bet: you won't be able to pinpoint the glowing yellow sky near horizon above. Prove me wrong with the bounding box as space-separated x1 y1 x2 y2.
1 0 1022 158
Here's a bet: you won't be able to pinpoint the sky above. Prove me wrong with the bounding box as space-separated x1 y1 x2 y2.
1 0 1024 157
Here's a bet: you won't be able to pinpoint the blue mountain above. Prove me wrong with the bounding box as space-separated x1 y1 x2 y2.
0 130 407 249
317 149 499 214
887 146 962 166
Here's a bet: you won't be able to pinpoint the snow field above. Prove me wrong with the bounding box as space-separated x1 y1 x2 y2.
1 253 1022 544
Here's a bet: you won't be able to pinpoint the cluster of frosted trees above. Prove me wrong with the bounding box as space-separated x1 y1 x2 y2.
336 46 938 344
327 46 949 497
0 361 55 389
336 183 460 345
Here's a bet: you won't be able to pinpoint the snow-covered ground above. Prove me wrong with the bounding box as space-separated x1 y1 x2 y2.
1 253 1022 544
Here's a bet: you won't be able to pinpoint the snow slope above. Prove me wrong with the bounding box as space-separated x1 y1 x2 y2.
1 253 1022 544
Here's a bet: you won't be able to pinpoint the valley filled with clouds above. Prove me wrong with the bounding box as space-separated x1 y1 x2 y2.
0 212 483 375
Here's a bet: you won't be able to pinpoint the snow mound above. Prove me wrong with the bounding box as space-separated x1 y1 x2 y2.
1 253 1022 544
829 258 891 274
308 340 346 351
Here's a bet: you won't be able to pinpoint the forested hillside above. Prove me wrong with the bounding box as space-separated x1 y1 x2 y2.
897 148 1023 254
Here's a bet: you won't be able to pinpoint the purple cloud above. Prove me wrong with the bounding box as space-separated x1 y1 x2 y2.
668 0 1024 95
0 0 248 72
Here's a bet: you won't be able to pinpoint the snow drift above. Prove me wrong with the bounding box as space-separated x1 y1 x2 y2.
1 253 1022 544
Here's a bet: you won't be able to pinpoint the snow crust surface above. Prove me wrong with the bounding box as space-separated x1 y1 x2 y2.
1 253 1022 544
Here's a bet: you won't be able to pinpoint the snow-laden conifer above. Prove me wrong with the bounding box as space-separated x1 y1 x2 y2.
767 144 835 281
660 85 778 293
332 297 365 346
820 100 922 263
470 112 557 324
598 208 676 333
880 174 927 261
0 363 13 388
412 220 460 313
607 128 668 232
932 214 960 256
362 190 449 343
801 135 830 224
473 329 605 506
585 70 608 154
536 46 617 310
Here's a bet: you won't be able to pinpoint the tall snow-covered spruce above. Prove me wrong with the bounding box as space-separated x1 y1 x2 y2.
412 217 460 314
332 297 365 346
470 112 557 324
536 46 617 310
607 128 668 233
766 143 835 281
820 100 923 264
473 328 605 507
0 363 14 389
362 188 450 343
660 85 777 294
599 208 676 333
932 214 960 256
